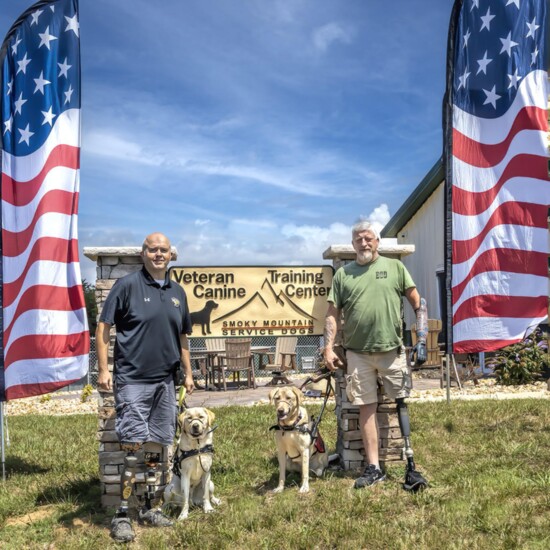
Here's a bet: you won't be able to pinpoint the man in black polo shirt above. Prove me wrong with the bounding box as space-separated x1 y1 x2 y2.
97 232 194 543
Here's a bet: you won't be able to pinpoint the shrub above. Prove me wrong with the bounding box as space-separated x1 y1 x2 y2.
487 328 549 385
81 383 94 403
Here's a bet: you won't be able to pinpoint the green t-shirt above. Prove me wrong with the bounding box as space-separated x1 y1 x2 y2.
328 256 415 353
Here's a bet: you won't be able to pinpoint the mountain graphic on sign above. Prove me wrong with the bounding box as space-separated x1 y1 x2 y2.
212 278 315 323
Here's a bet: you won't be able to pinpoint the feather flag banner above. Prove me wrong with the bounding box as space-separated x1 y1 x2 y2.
446 0 550 354
0 0 88 400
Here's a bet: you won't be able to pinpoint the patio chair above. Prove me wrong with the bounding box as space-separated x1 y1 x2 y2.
202 338 226 388
261 336 297 386
214 338 256 391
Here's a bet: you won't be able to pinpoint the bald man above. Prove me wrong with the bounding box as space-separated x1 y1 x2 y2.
97 232 194 542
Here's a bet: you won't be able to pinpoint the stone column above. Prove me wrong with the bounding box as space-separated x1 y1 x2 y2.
84 246 177 510
323 242 414 470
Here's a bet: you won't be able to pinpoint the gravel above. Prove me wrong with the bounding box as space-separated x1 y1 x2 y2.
3 380 548 416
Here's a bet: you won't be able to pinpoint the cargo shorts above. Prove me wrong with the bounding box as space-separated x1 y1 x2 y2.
114 374 177 446
345 348 411 406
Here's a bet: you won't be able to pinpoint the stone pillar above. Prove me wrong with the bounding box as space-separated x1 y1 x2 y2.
323 242 414 470
333 371 403 469
84 246 177 510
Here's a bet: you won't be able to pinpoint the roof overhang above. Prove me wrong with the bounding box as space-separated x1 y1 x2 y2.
381 157 444 238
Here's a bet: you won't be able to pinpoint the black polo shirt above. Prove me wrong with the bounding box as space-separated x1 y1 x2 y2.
100 267 192 384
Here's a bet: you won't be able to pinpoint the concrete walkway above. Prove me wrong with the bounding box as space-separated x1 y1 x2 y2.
183 377 442 408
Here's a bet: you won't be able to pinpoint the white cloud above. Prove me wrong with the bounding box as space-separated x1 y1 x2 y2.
312 22 353 52
362 203 392 235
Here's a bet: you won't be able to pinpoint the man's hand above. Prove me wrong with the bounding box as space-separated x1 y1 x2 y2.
184 376 195 395
324 347 343 372
97 370 112 392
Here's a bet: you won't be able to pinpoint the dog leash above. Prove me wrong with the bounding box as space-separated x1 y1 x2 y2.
300 369 335 446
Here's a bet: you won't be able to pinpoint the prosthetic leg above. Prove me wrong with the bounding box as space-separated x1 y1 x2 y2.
396 398 428 492
116 443 142 518
138 442 173 526
111 443 142 543
143 442 163 512
398 296 429 492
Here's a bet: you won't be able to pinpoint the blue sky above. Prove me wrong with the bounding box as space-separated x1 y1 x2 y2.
1 0 453 282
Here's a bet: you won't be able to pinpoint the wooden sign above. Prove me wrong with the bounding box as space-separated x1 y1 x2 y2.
170 266 333 337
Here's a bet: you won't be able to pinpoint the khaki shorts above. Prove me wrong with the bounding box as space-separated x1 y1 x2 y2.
345 349 411 406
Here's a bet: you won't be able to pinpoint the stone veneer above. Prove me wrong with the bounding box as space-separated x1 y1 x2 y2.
84 246 177 510
323 241 414 470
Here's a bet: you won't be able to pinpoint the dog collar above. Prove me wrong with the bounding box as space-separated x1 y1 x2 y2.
270 412 310 434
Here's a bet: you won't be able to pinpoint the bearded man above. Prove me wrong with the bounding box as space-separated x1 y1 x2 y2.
324 220 428 490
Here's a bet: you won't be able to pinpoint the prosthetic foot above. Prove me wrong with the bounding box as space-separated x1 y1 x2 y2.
403 466 428 492
396 398 428 493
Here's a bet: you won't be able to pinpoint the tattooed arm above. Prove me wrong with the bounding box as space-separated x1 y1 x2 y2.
324 302 343 371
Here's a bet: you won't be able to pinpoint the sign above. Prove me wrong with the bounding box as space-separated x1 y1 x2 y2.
170 266 333 337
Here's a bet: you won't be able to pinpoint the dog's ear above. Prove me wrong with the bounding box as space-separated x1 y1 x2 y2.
268 388 279 404
205 408 216 426
291 386 303 406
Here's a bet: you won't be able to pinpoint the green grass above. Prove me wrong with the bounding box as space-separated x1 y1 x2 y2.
1 399 549 549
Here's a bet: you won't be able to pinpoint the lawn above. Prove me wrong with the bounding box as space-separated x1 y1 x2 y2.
0 399 549 549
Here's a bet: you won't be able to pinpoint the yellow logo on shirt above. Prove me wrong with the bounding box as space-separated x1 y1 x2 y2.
171 297 180 307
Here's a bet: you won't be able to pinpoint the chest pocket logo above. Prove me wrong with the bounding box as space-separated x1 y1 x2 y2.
376 271 387 279
171 297 180 307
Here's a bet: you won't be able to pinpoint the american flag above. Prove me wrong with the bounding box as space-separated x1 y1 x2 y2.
0 0 88 400
448 0 550 354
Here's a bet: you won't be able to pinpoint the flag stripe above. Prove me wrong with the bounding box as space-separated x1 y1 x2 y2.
4 308 88 357
4 189 78 239
452 206 548 263
453 295 547 325
2 238 80 300
453 316 547 353
5 332 88 367
452 248 548 301
452 106 547 167
453 271 548 312
4 354 89 400
2 145 80 206
3 284 86 334
453 167 548 215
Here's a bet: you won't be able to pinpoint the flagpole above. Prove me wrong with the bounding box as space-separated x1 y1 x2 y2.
443 0 463 404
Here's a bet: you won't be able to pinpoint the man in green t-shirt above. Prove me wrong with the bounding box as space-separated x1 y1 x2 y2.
324 220 428 491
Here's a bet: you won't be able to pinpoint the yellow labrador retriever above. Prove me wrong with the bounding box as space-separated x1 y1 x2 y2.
163 407 220 520
269 386 328 494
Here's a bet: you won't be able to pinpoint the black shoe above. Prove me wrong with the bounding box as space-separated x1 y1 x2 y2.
110 516 135 543
403 468 428 492
138 507 173 527
354 464 386 489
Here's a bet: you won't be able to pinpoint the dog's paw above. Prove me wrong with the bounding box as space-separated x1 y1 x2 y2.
176 509 190 521
211 496 221 506
298 484 310 494
272 485 284 494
